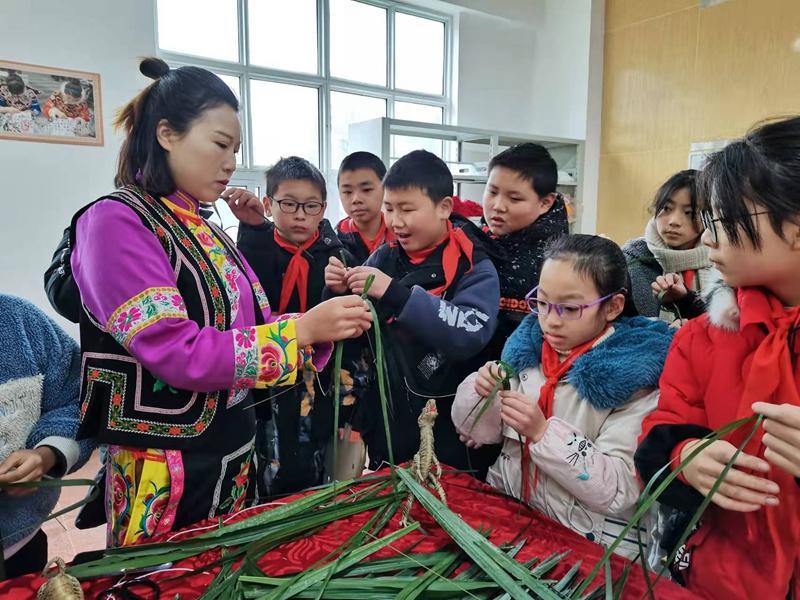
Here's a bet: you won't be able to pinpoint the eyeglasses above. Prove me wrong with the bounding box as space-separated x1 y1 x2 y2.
273 198 325 216
524 286 626 321
700 210 770 244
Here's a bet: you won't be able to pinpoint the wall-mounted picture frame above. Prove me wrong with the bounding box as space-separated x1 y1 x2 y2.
0 60 103 146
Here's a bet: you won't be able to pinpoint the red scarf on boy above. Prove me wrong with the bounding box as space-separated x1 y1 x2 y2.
404 221 474 297
338 216 395 256
520 331 605 503
273 230 320 313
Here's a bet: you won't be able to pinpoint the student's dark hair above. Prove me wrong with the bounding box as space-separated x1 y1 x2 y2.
650 169 698 217
382 149 453 203
488 143 558 197
266 156 327 202
698 115 800 248
543 234 638 317
6 71 24 95
114 57 239 196
337 151 387 183
64 78 82 99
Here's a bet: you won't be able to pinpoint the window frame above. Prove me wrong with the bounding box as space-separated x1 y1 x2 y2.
155 0 453 182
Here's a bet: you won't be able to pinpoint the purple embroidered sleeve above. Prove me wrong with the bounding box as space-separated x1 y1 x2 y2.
239 253 332 371
275 312 333 371
72 200 303 392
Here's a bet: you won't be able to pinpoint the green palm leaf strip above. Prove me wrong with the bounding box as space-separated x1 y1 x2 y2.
396 468 568 600
67 480 398 579
570 414 762 599
240 522 419 598
462 361 515 434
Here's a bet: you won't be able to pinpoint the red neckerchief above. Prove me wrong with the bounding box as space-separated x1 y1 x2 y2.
681 270 696 290
273 229 320 313
520 330 606 503
732 287 800 580
404 221 474 297
338 215 395 255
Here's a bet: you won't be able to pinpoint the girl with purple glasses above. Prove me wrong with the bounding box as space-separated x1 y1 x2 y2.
452 234 674 558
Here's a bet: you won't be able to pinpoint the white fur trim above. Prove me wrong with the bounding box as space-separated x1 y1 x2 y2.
705 282 739 331
0 375 43 463
35 436 80 476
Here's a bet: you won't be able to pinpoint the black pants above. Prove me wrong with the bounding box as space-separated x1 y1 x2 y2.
4 529 48 579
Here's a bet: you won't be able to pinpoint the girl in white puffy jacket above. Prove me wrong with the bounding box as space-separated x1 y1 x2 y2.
453 234 674 558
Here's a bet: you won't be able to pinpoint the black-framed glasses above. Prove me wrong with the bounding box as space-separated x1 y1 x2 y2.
524 286 626 321
700 210 770 244
273 198 325 216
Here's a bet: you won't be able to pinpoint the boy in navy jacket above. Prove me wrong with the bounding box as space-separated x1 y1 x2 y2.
326 150 500 476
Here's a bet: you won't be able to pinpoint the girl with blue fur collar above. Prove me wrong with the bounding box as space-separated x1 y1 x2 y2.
453 234 674 558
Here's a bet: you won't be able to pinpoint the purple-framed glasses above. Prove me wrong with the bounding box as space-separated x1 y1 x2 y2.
524 286 626 321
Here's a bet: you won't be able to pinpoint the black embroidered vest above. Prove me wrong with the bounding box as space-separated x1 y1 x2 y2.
71 187 263 449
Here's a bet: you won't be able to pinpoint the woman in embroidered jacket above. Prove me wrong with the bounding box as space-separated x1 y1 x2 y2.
70 58 371 547
452 235 674 558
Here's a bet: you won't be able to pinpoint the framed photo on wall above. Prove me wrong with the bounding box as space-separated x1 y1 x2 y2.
0 60 103 146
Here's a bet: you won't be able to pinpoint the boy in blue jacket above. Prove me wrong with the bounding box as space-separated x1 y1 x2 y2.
326 150 500 476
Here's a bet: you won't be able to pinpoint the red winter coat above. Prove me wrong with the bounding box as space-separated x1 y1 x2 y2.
636 287 800 600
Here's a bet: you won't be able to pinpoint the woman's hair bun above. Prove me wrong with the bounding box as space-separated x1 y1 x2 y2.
140 57 170 80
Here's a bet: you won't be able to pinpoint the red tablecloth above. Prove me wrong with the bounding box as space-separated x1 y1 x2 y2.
0 469 698 599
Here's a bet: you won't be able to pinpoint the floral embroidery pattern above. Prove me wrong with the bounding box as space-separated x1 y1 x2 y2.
108 457 134 547
219 450 253 514
253 282 270 311
232 319 299 389
141 191 228 333
137 481 171 538
86 367 219 438
107 287 188 348
180 217 242 323
565 432 595 481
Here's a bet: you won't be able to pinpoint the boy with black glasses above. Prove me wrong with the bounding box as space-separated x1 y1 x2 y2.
234 156 357 497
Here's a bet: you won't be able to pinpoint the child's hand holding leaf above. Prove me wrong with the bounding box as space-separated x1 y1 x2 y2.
499 390 548 443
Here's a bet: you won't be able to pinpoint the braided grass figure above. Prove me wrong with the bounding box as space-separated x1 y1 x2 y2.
400 398 447 526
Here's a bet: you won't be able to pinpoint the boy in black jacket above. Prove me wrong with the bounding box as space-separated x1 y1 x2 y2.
479 143 570 359
233 156 357 496
326 150 500 477
335 151 393 265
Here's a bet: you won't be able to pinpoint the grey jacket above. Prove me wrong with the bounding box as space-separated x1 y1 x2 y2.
622 238 705 320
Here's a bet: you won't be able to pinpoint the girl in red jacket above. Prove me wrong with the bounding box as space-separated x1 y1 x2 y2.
636 115 800 600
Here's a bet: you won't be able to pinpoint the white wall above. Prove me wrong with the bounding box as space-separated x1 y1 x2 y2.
0 0 156 330
455 11 539 132
453 0 593 140
527 0 593 140
580 0 606 233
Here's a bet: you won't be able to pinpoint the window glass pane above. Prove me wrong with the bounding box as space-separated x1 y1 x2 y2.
395 13 445 95
250 80 319 167
392 102 444 158
330 0 386 86
330 91 386 167
214 74 243 164
394 102 443 124
248 0 317 74
157 0 239 61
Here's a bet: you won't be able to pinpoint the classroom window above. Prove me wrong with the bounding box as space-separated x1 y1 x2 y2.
330 91 387 166
248 0 318 74
250 80 320 167
157 0 451 210
394 12 445 95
